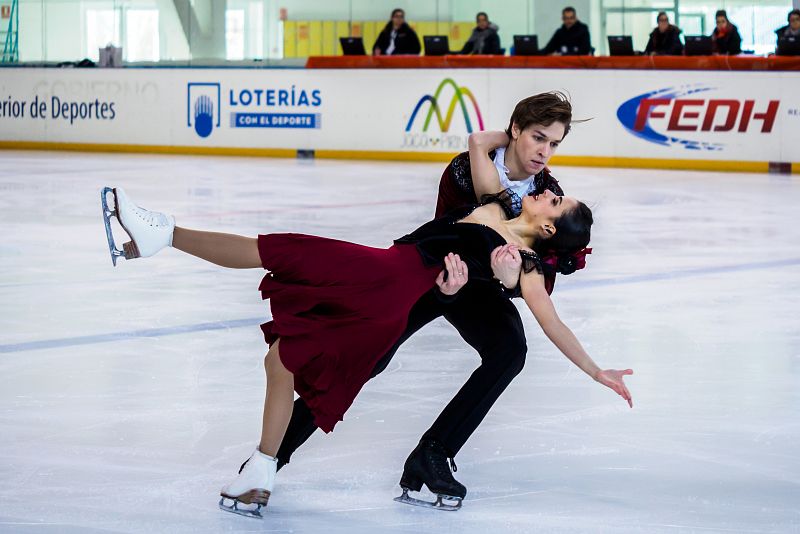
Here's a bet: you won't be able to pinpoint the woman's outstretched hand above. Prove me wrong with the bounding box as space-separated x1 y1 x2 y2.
436 253 469 296
595 369 634 408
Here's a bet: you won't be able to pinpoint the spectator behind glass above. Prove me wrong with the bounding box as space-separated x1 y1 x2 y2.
644 12 683 56
775 9 800 47
461 12 502 55
711 9 742 55
541 6 592 56
373 8 421 56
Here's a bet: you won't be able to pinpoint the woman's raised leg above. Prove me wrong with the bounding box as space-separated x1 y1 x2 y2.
172 227 262 269
104 187 262 269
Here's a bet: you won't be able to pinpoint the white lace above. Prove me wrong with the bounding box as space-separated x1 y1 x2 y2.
131 205 170 227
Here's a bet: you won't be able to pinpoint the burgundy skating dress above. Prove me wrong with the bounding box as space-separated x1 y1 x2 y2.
257 203 540 433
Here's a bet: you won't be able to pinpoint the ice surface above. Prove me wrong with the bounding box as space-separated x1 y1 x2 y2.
0 151 798 533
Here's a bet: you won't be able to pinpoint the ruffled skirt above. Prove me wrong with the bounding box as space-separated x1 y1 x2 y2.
258 233 440 432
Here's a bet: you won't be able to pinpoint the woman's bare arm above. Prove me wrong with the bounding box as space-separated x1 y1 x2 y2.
467 130 510 199
520 270 634 407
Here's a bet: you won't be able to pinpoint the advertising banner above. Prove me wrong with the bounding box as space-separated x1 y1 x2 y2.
1 67 798 168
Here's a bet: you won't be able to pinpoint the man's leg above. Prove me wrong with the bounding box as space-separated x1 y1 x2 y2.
275 289 446 470
421 282 527 456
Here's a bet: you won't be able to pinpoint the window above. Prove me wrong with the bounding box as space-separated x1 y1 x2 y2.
86 9 121 61
727 5 790 55
226 9 245 60
126 9 159 62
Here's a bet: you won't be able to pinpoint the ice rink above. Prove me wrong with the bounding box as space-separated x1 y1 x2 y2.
0 150 798 533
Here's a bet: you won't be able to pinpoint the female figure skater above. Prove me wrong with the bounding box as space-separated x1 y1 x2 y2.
100 184 633 517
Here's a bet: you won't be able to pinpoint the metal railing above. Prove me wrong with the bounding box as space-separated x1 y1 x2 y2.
1 0 19 63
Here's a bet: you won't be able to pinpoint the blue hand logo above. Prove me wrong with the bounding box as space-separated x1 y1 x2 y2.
194 95 214 138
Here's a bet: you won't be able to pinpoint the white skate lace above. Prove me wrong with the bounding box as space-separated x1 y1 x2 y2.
132 205 170 227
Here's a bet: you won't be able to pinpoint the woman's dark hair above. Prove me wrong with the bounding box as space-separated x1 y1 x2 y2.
534 201 593 275
476 12 488 21
656 11 668 22
789 9 800 21
715 10 729 22
478 189 592 276
505 91 573 139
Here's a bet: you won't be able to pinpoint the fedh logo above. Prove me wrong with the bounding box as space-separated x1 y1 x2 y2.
617 85 780 151
402 78 484 150
187 83 221 138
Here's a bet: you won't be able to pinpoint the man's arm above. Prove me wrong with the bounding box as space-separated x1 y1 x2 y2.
467 130 510 199
488 32 501 54
579 24 592 55
541 29 561 55
669 30 684 55
644 32 654 55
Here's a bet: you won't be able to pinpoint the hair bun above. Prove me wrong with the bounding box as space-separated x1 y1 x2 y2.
556 254 578 275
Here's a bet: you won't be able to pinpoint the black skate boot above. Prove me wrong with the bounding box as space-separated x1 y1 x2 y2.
393 439 466 511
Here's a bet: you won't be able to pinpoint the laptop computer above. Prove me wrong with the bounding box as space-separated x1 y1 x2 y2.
777 35 800 56
423 35 450 56
607 35 635 56
684 35 713 56
513 35 539 56
339 37 366 56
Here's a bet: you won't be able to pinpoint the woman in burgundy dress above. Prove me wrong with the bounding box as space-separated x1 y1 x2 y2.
100 185 634 518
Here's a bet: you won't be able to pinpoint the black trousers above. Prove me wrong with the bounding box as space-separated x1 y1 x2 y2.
275 281 527 469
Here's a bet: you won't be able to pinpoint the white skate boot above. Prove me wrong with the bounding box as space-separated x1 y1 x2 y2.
219 448 278 519
100 187 175 266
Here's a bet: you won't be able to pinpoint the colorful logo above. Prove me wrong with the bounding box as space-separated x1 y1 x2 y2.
187 83 221 138
406 78 484 133
617 85 780 151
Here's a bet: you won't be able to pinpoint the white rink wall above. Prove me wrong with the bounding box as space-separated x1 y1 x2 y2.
1 67 799 171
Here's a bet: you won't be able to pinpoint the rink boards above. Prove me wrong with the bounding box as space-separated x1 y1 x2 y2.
0 66 798 173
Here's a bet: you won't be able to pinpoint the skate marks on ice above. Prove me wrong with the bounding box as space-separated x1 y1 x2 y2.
1 152 800 533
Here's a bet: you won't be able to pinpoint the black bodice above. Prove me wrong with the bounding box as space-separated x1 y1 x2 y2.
394 196 544 285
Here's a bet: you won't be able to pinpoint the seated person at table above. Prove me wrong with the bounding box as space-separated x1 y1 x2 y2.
644 12 684 56
711 10 742 55
460 12 502 55
775 9 800 47
541 6 592 56
373 8 421 56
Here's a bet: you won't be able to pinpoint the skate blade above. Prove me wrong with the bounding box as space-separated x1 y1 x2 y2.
100 187 139 266
219 494 268 519
393 488 462 511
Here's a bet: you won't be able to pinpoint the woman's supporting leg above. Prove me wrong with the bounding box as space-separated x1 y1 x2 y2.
172 227 262 268
219 344 291 516
259 340 295 457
